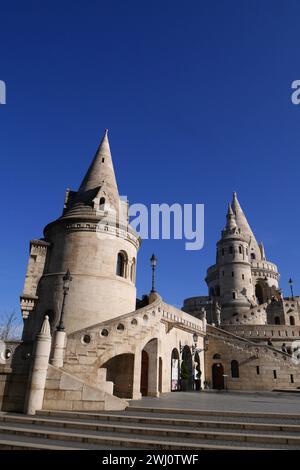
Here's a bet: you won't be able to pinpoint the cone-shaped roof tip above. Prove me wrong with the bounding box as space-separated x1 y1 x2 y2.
227 203 234 215
77 129 119 198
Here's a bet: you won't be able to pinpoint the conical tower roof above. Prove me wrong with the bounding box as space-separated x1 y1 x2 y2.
231 192 260 257
77 129 119 205
225 203 237 230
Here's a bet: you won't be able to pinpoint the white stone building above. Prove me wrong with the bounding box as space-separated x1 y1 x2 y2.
0 130 206 414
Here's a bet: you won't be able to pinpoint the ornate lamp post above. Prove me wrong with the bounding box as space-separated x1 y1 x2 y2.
289 278 294 300
192 332 198 355
57 269 73 331
150 253 157 293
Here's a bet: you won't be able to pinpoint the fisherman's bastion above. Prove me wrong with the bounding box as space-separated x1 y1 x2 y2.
0 130 300 416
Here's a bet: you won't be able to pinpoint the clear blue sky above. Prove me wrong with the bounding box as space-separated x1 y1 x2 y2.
1 0 300 317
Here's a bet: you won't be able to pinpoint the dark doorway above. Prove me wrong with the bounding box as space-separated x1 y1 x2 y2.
255 283 264 304
181 346 193 391
159 357 162 393
140 350 149 396
212 363 225 390
102 353 134 398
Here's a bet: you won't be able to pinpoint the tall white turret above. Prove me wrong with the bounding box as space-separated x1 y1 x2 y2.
22 130 141 340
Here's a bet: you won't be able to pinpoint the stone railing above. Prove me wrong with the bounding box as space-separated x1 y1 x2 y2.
222 324 300 340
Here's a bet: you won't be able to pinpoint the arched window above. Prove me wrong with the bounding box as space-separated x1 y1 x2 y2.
215 285 220 296
231 360 239 378
130 258 136 282
232 292 236 299
116 251 127 277
99 197 105 210
290 316 295 326
209 287 215 298
251 253 256 260
274 316 280 325
213 353 221 360
239 246 242 254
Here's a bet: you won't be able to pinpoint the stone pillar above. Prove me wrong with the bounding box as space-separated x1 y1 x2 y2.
145 340 159 397
25 315 51 415
50 330 66 368
132 347 142 400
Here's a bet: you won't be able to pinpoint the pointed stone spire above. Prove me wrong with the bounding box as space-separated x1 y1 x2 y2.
225 203 237 231
39 315 51 337
231 192 261 257
77 129 119 205
259 241 266 260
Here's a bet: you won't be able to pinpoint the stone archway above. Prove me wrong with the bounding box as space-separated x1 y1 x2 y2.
140 350 149 396
181 345 193 391
102 353 134 398
141 338 159 397
212 363 224 390
171 348 180 391
194 351 201 390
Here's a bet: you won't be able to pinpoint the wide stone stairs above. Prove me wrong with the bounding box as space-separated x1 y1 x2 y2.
1 405 300 449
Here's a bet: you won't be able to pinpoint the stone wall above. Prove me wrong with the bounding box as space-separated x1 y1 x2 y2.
0 341 32 412
43 364 127 411
205 325 300 391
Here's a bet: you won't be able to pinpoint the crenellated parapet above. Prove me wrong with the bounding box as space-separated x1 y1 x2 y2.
20 239 51 320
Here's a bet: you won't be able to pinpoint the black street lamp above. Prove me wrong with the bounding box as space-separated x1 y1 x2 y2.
150 253 157 293
192 332 198 354
289 278 294 300
57 269 73 331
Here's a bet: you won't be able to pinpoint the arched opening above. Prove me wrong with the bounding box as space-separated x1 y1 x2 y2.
255 283 265 305
171 348 180 391
212 363 224 390
116 251 127 277
215 285 220 297
194 351 201 390
159 357 163 393
99 197 105 210
181 346 193 391
231 360 239 378
209 287 215 298
290 316 295 326
141 338 159 397
102 353 134 398
45 309 55 328
251 253 256 260
274 316 280 325
130 258 136 283
213 353 221 360
140 350 149 396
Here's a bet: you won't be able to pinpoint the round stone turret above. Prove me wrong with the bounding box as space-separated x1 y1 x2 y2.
23 131 141 339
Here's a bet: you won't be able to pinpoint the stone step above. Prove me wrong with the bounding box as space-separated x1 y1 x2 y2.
127 406 300 421
0 424 276 450
35 410 300 433
0 418 300 448
0 432 120 450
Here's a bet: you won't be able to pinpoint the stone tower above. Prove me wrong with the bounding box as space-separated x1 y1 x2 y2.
21 130 141 339
216 202 255 319
205 192 280 323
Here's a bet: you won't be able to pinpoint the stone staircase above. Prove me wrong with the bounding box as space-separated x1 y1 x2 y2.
0 406 300 449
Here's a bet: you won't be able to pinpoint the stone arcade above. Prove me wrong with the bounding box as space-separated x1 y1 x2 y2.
0 130 299 414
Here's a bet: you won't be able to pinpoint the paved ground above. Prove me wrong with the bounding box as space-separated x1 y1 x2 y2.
129 390 300 414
